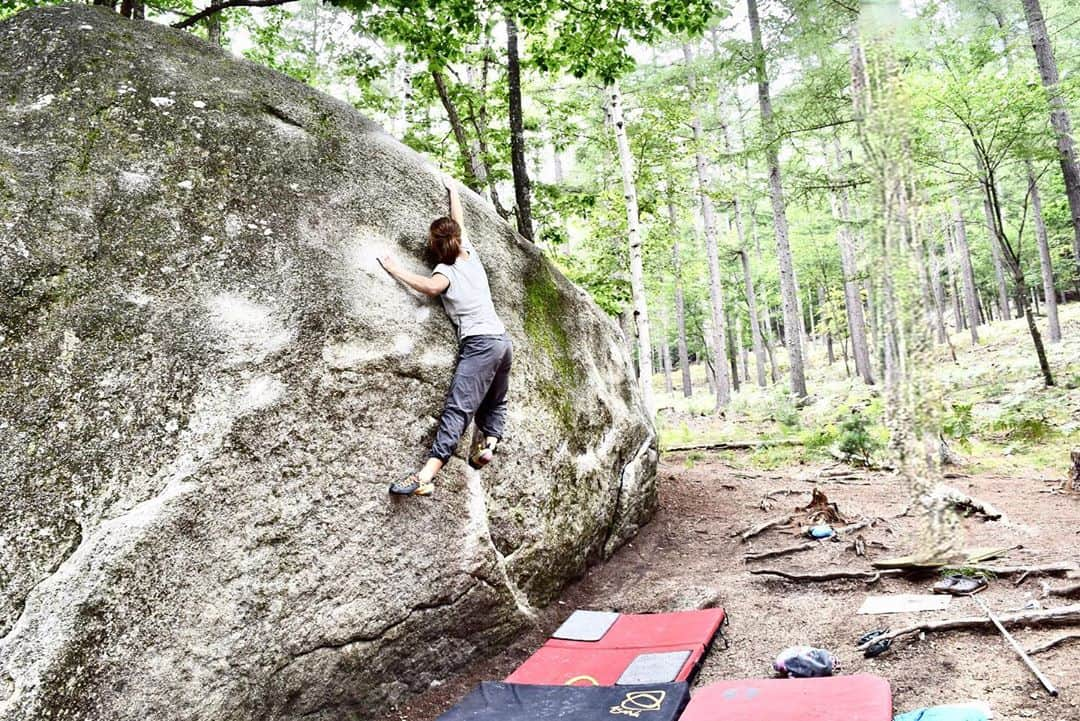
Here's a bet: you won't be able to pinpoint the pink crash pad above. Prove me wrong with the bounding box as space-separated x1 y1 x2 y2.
547 608 727 650
680 674 893 721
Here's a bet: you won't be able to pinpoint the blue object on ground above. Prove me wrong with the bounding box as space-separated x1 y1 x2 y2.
809 525 835 539
894 704 990 721
772 646 836 677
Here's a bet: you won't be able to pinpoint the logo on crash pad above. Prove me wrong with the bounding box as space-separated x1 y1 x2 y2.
609 690 666 717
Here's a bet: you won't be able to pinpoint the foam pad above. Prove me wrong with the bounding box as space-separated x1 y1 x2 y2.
547 608 726 650
616 650 692 685
436 681 691 721
505 644 705 686
551 610 620 641
679 675 893 721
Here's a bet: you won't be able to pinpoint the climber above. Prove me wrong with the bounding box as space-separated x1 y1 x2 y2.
378 174 512 496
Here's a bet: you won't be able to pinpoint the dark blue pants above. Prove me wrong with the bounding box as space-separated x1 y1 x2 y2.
430 333 513 462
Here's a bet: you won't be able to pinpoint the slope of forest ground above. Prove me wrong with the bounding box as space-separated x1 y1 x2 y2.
387 306 1080 721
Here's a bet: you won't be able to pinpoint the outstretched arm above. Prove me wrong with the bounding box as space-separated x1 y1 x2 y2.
444 174 466 236
378 255 449 297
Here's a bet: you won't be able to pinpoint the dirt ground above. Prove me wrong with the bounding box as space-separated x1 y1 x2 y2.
385 452 1080 721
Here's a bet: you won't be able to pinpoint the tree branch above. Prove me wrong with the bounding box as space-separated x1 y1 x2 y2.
172 0 297 29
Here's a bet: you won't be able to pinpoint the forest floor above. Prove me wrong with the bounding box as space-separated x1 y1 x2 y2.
386 305 1080 721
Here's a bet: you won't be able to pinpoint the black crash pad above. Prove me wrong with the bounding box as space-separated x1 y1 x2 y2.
436 681 691 721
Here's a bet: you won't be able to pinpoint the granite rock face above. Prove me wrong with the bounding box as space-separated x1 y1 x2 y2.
0 6 657 719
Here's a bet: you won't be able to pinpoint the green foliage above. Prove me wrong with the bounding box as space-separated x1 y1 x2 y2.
990 398 1057 443
942 402 975 448
837 410 881 466
766 390 801 431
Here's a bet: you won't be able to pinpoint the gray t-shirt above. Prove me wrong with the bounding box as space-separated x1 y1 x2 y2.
432 237 506 340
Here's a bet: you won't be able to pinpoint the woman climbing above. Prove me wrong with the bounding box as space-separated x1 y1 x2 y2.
378 174 512 496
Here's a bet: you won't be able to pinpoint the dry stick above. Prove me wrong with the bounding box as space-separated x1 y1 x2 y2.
1041 581 1080 599
1026 632 1080 656
737 514 793 542
667 439 802 452
751 562 1075 584
855 604 1080 652
970 594 1058 697
744 540 819 562
750 568 904 582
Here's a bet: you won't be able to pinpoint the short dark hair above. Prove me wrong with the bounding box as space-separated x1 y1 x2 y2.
429 216 461 265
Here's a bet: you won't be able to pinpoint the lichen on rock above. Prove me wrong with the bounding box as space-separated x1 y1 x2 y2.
0 6 656 721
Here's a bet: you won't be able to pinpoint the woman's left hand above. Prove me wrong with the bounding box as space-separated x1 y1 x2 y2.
378 254 401 275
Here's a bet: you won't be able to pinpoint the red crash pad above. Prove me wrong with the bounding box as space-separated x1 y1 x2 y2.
505 644 706 686
547 608 727 650
679 674 893 721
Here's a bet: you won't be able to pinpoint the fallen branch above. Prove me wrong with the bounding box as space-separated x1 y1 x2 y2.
857 604 1080 653
753 561 1074 584
666 439 802 452
972 562 1079 578
1041 581 1080 599
750 568 904 582
744 540 819 562
736 514 793 542
940 486 1003 521
1026 633 1080 656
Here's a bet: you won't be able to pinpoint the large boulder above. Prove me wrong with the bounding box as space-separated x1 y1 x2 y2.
0 6 657 719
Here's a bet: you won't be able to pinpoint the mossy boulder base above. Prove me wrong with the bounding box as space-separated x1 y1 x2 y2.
0 6 656 720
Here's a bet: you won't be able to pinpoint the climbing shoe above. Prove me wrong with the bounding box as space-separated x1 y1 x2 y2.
389 473 434 496
933 574 988 596
468 436 497 469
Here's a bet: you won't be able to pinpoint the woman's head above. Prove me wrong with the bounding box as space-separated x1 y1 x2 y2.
429 216 461 265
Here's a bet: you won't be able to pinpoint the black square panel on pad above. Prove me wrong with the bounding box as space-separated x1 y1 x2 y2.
616 650 693 685
436 681 691 721
550 609 619 641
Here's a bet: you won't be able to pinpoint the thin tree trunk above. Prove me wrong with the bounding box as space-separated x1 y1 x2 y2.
951 199 981 345
608 81 653 412
432 69 484 193
982 196 1012 319
684 44 731 408
1022 0 1080 282
667 196 693 397
739 249 767 387
727 309 741 393
1029 164 1062 342
206 0 222 44
927 240 949 346
944 217 964 331
832 143 874 384
506 17 534 242
661 335 674 394
748 0 807 399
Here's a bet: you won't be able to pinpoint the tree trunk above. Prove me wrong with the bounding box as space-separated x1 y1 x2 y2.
683 44 731 408
1029 165 1062 342
727 310 741 393
747 0 807 399
667 197 693 398
981 157 1056 387
608 82 654 412
431 69 484 194
951 199 981 345
506 17 534 242
831 144 874 384
739 249 767 387
1022 0 1080 283
661 336 674 394
206 0 222 44
927 239 949 346
943 217 964 331
982 196 1012 319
